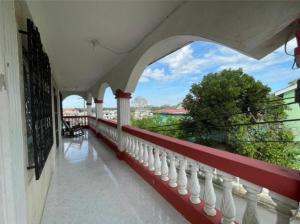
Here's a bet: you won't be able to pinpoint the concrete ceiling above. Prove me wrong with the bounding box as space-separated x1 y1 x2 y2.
26 0 184 91
25 1 300 97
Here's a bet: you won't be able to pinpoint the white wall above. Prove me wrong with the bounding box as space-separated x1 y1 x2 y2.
16 1 60 221
0 1 60 224
0 1 28 223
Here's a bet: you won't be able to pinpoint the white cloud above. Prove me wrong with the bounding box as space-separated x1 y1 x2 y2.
139 38 299 85
139 68 169 82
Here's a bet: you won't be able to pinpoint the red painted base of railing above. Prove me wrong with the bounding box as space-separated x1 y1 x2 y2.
91 129 222 224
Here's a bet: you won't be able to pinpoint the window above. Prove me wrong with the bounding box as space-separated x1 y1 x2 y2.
22 19 53 180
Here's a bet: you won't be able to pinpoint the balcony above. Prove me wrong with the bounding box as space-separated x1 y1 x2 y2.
47 116 299 224
2 2 300 224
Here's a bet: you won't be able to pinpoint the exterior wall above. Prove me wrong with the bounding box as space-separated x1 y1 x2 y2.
283 90 300 141
0 2 28 224
9 1 60 224
25 79 60 224
26 148 56 224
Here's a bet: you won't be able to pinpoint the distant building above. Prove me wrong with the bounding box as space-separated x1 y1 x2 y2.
103 109 117 120
274 81 300 140
63 108 86 116
154 107 188 115
133 109 153 119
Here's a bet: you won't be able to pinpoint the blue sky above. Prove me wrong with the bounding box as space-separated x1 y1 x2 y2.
63 39 300 109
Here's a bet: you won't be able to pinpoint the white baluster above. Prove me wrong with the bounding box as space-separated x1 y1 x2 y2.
127 137 132 155
154 147 161 175
178 157 187 195
221 175 236 224
271 192 299 224
203 167 217 216
135 138 139 159
148 146 155 171
189 161 201 204
131 137 135 156
139 141 144 163
242 182 262 224
168 153 177 188
143 143 148 166
161 150 169 181
124 134 128 152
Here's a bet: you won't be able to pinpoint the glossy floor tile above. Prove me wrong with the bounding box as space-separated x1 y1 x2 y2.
41 131 188 224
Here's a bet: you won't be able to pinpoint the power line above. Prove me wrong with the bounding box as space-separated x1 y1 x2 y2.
149 118 300 132
147 94 300 131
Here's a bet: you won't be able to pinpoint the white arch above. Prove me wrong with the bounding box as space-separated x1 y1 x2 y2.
88 2 299 94
125 35 203 92
61 91 88 101
97 82 110 100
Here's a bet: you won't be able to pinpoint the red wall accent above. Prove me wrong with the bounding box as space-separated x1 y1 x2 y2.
94 99 103 103
122 125 300 201
115 89 131 99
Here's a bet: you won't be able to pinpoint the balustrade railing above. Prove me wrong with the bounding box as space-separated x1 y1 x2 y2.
87 117 300 224
63 115 88 127
96 118 118 144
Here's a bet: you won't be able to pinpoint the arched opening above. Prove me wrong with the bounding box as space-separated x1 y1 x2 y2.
129 38 300 170
102 85 117 121
63 95 87 116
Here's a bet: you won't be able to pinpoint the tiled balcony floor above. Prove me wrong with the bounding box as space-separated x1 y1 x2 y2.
41 131 188 224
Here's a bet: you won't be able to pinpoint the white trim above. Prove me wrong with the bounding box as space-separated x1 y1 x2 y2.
274 84 297 96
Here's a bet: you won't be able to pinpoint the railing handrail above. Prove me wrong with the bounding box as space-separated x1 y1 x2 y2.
97 118 117 128
63 115 88 118
122 125 300 201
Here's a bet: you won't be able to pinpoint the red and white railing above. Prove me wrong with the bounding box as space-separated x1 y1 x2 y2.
87 116 300 224
63 115 88 127
95 118 118 144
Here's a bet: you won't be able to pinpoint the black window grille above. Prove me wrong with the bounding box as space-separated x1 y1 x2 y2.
22 19 53 180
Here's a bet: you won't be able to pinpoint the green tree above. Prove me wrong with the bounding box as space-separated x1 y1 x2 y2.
183 69 299 169
131 115 188 139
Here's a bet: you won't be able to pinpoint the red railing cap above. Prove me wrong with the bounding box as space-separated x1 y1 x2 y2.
122 125 300 201
63 115 88 118
97 118 117 128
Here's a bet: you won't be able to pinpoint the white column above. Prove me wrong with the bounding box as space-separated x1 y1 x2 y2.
95 99 103 119
115 89 131 151
86 102 92 116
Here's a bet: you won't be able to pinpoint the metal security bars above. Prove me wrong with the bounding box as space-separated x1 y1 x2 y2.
21 19 53 180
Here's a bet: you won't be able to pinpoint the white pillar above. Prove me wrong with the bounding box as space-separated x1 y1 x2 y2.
86 102 92 116
115 89 131 151
95 99 103 119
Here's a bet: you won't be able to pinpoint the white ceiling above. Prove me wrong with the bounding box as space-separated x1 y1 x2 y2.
26 0 183 91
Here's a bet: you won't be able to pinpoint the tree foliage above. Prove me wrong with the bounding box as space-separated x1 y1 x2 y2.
183 69 299 169
131 115 188 139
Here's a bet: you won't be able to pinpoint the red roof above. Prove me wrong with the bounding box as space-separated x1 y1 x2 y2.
155 108 187 115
